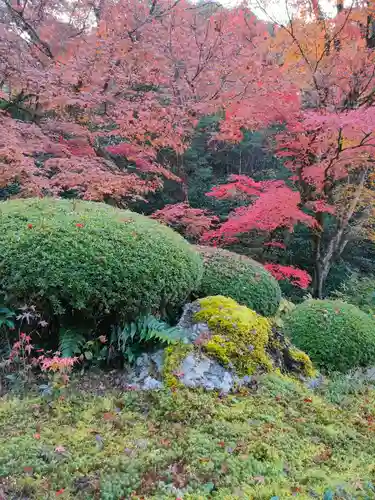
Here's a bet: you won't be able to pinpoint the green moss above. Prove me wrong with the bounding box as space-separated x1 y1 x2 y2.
288 347 317 378
284 299 375 373
195 246 281 317
194 296 273 375
0 198 203 322
163 343 193 388
0 375 374 499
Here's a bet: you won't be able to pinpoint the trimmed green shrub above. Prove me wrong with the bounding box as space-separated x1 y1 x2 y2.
284 299 375 373
195 246 281 316
332 274 375 316
0 198 202 322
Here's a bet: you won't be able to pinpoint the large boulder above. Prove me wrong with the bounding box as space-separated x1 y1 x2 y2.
122 296 315 393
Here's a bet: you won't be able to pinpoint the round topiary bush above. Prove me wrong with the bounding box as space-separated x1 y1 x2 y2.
283 299 375 373
0 198 203 321
195 246 281 317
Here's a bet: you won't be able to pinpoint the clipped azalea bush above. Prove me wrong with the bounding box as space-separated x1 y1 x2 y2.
284 299 375 373
195 246 281 317
0 198 203 322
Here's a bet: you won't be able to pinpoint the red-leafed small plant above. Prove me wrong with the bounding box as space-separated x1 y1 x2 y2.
1 329 79 394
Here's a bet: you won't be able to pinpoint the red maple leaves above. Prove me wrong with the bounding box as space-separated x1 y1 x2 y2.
264 264 311 289
203 175 316 245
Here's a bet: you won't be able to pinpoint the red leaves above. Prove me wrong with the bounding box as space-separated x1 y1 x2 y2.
264 241 286 250
159 439 171 447
152 203 219 240
264 264 312 289
103 412 116 421
203 177 316 245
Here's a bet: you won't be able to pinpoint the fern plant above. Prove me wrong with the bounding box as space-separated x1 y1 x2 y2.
111 315 187 363
0 307 15 330
59 328 86 358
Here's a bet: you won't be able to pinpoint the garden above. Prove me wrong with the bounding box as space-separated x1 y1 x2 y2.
0 197 374 499
2 0 375 498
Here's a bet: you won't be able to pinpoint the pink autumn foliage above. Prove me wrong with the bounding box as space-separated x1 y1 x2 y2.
152 203 219 239
264 264 312 289
203 176 316 244
0 0 292 200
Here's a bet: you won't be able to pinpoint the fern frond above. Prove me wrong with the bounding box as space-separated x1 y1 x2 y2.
138 315 187 344
112 315 187 362
59 328 86 358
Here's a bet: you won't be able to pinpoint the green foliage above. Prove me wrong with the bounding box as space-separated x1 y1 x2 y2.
332 274 375 315
0 307 15 330
272 298 296 328
0 198 202 324
316 371 375 406
284 299 375 373
111 315 187 363
0 374 374 498
58 328 86 358
194 295 273 375
196 246 281 317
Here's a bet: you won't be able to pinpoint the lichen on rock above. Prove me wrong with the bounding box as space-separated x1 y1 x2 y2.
193 295 272 376
123 295 316 393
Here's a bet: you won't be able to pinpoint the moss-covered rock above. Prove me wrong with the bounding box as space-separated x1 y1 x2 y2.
195 246 281 317
194 295 272 375
267 328 316 378
124 297 315 392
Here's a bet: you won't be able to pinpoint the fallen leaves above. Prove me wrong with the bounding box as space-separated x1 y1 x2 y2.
313 448 332 464
103 412 116 421
54 445 66 454
253 475 265 484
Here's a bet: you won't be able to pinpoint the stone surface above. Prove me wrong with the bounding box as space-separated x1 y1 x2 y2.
177 302 211 343
122 347 246 393
123 350 165 390
180 352 234 392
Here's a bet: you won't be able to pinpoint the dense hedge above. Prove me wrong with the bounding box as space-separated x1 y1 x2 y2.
0 198 203 321
284 299 375 373
195 246 281 317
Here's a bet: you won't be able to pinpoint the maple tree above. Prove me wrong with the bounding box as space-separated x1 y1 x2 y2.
3 0 375 297
0 0 286 203
152 202 218 240
198 0 375 297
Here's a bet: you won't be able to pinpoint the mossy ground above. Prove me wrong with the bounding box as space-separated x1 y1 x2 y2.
0 374 374 499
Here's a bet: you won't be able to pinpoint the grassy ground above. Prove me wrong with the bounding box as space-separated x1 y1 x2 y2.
0 373 374 499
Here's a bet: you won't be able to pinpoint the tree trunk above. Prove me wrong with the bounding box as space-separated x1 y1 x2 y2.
312 170 367 297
